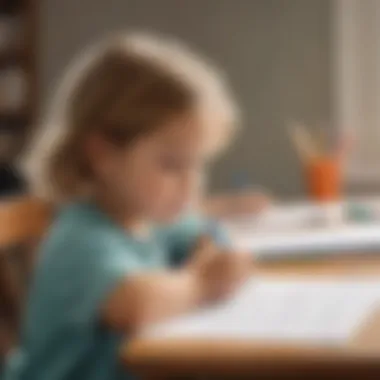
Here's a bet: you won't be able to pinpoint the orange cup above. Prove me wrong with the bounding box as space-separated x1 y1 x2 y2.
305 158 342 201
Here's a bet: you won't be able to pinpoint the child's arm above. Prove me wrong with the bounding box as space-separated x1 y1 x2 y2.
102 238 251 332
102 269 201 331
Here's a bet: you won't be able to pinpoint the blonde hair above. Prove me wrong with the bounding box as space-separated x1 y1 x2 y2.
23 32 239 203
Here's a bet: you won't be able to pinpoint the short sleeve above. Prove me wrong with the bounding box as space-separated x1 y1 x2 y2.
164 214 230 267
61 230 142 325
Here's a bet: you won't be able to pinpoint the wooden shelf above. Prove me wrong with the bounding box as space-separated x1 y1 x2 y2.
0 0 37 165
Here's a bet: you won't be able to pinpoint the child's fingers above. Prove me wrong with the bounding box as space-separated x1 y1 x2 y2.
194 235 215 253
237 251 254 274
189 235 219 267
220 251 253 280
236 251 253 264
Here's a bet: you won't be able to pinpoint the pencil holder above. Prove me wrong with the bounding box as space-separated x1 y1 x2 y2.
305 158 342 201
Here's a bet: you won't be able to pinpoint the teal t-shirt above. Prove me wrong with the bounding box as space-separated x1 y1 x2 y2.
3 201 222 380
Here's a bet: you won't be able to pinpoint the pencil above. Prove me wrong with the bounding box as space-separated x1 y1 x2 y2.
288 122 320 163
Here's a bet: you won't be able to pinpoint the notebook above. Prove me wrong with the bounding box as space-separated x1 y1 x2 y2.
143 276 380 345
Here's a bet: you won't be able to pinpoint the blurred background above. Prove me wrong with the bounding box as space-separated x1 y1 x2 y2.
3 1 380 374
0 0 377 198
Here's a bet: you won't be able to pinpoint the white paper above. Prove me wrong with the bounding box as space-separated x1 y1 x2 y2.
229 225 380 257
143 277 380 344
222 199 380 258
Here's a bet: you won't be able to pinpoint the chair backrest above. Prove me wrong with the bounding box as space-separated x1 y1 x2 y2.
0 197 53 358
0 197 53 248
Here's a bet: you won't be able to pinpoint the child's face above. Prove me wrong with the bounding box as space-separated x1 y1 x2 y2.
94 114 210 222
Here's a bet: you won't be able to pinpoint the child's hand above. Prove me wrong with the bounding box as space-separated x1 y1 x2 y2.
201 250 252 303
188 237 252 303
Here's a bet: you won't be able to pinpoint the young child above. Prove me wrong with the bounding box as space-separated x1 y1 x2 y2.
3 33 252 380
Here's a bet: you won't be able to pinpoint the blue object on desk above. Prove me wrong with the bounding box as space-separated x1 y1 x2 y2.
346 203 375 223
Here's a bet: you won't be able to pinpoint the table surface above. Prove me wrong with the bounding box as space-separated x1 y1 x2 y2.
122 256 380 378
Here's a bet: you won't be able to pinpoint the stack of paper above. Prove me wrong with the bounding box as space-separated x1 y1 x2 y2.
222 199 380 259
144 277 380 344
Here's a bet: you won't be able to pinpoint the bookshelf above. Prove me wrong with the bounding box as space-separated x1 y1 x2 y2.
0 0 37 163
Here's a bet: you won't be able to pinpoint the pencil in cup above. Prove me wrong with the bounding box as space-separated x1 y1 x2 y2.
289 123 343 201
305 157 342 201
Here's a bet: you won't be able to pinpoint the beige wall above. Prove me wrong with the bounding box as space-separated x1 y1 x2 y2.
40 0 332 196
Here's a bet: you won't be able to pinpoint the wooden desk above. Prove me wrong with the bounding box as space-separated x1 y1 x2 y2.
122 257 380 379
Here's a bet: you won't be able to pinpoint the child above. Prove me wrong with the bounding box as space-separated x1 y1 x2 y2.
3 33 252 380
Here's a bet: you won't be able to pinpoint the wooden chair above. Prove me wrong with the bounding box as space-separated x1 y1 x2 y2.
0 197 53 360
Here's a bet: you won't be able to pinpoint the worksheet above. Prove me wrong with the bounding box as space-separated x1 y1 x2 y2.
143 276 380 344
